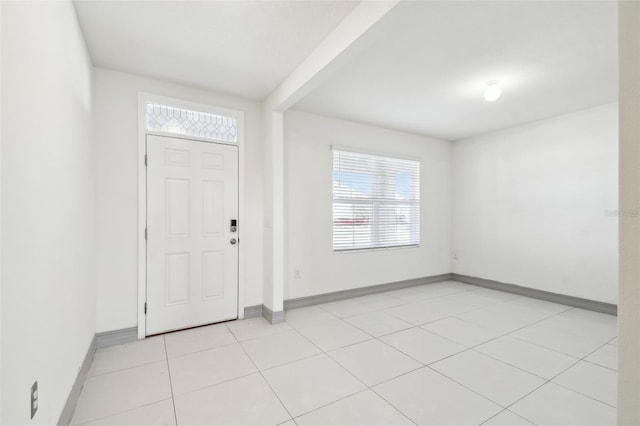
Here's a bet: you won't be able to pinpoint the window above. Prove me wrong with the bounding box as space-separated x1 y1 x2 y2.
333 148 420 251
146 103 238 143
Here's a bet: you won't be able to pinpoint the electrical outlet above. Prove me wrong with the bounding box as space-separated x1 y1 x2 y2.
31 381 38 419
294 268 301 279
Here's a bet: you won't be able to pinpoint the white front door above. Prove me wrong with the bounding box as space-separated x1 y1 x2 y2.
146 134 239 335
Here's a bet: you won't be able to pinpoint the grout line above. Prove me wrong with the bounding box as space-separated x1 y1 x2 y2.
169 370 261 399
259 352 329 374
506 332 602 359
380 291 520 330
420 365 506 409
162 335 179 426
581 358 617 372
501 339 618 417
466 345 578 381
367 389 419 426
226 319 294 342
232 323 296 423
478 408 536 426
73 398 175 426
477 408 510 426
164 339 239 361
286 342 418 425
86 357 169 379
290 326 332 355
291 389 377 423
551 380 617 409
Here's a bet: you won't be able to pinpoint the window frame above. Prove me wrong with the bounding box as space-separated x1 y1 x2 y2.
331 146 421 253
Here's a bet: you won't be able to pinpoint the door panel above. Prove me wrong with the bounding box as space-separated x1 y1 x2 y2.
146 134 238 335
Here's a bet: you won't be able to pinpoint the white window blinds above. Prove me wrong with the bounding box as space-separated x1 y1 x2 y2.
333 148 420 251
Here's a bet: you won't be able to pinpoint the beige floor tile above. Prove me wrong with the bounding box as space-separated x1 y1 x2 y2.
329 339 421 386
374 367 501 425
297 319 370 351
88 336 166 377
295 389 413 426
345 311 412 337
262 354 366 417
241 330 320 370
431 350 545 406
381 327 465 364
174 373 290 426
553 361 617 407
72 362 172 425
510 383 616 425
164 323 236 358
75 399 176 426
168 343 257 395
227 317 293 341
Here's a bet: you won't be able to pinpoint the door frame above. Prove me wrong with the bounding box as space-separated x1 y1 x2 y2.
137 92 246 339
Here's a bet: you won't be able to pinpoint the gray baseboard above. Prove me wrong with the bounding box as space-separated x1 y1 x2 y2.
95 326 138 348
57 335 96 426
244 304 263 319
262 305 285 324
283 273 453 310
452 273 617 315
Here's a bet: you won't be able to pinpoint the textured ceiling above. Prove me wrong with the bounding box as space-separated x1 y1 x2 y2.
294 1 618 140
74 0 359 99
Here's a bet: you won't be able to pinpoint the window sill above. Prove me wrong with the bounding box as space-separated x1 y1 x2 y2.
333 244 420 254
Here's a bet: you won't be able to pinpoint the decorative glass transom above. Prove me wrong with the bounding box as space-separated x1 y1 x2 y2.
146 103 238 143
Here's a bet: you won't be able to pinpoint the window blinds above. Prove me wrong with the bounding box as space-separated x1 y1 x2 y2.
332 148 420 251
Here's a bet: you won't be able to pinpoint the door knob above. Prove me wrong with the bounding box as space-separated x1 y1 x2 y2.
230 238 237 245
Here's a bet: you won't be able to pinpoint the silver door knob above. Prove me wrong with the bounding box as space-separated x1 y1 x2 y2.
230 238 237 245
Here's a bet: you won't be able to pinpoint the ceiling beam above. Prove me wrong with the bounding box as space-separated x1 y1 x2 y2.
261 1 399 315
264 0 399 112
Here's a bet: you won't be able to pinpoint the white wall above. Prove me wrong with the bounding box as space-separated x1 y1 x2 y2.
93 68 264 332
1 1 95 424
0 1 4 421
284 110 452 299
452 103 618 303
261 109 285 312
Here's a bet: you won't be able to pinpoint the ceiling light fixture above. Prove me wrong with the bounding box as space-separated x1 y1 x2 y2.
483 80 502 102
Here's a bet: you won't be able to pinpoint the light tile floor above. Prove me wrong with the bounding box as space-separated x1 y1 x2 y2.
71 281 618 426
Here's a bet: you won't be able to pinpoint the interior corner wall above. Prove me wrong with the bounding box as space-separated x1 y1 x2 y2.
452 103 619 303
93 68 264 333
618 0 640 421
1 1 95 424
284 110 452 300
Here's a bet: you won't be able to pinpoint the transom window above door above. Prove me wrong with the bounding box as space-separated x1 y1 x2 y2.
332 147 421 252
146 103 238 143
